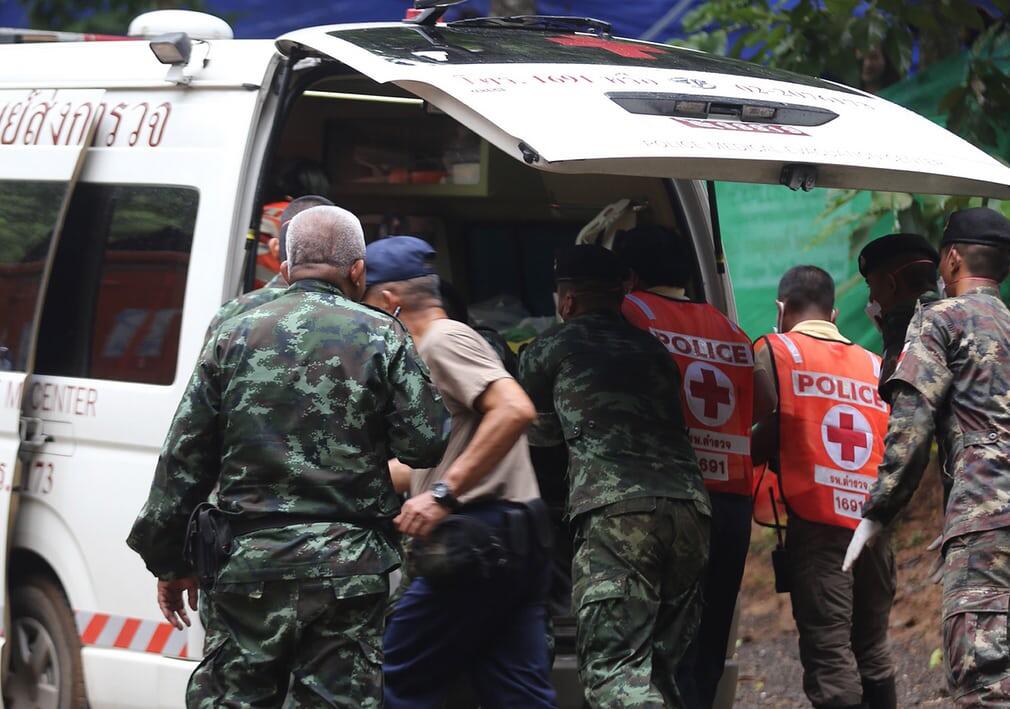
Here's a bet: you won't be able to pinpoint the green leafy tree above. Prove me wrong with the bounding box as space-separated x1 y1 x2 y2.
18 0 206 35
679 1 1010 239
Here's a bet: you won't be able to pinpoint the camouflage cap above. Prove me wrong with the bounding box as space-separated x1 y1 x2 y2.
858 233 939 277
554 245 626 284
941 207 1010 249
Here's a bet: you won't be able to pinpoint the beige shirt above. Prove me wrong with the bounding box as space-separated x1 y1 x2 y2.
412 319 541 504
646 285 688 301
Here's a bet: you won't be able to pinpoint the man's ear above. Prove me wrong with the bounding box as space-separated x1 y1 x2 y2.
948 246 963 274
280 261 290 283
349 260 365 289
381 289 399 314
558 291 575 320
830 307 839 324
268 237 280 261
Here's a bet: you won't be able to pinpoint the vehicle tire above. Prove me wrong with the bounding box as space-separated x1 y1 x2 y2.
6 575 86 709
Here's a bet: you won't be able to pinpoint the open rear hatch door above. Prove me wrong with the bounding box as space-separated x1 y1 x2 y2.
278 22 1010 199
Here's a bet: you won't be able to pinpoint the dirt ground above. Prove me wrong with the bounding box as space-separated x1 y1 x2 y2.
733 462 952 707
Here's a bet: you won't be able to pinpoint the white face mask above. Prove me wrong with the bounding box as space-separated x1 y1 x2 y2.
773 300 785 334
937 276 946 295
864 299 883 333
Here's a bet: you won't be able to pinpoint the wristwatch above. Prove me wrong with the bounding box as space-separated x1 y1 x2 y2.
430 481 460 511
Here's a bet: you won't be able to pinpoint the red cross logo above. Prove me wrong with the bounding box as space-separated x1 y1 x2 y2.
545 35 668 60
683 362 735 427
821 405 873 471
827 412 868 463
690 368 731 420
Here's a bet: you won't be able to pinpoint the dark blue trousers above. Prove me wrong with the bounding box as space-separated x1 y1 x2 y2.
383 501 557 709
676 492 753 709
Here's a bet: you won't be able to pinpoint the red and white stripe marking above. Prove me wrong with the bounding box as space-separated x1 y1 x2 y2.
75 611 189 659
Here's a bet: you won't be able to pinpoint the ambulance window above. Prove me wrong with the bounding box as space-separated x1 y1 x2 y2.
0 180 67 372
36 184 198 385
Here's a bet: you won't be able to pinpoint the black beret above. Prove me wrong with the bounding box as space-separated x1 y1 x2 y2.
858 233 939 277
941 207 1010 249
554 245 626 284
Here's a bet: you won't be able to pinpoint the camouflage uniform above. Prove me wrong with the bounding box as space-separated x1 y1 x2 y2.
127 278 448 708
203 273 286 342
519 310 711 709
863 286 1010 706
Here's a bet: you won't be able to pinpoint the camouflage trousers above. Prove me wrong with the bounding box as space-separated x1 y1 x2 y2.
942 528 1010 707
187 574 388 708
573 496 709 709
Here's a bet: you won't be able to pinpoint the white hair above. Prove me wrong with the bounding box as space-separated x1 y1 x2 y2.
286 205 365 269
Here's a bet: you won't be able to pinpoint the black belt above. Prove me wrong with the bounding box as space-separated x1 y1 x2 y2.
229 512 395 538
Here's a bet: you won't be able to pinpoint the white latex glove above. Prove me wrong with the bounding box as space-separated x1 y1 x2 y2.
842 519 883 572
926 534 944 584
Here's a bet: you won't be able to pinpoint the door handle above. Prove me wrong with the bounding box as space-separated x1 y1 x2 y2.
18 417 53 447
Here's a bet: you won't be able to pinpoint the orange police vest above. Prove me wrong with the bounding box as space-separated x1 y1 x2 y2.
623 291 754 496
757 332 888 530
254 201 288 287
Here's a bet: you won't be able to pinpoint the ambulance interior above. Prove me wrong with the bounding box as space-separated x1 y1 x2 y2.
266 68 707 346
260 64 711 676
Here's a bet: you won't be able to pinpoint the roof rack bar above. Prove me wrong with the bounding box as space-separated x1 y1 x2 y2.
0 27 133 44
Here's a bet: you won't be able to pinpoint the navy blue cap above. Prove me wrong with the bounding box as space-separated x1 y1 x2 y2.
365 236 436 287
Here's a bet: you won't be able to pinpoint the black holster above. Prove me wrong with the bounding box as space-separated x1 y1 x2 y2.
503 498 553 566
183 504 235 592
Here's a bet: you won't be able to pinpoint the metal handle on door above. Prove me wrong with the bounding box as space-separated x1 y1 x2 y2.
18 417 53 447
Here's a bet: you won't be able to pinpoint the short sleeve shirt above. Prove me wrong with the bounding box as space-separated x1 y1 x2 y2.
413 319 541 504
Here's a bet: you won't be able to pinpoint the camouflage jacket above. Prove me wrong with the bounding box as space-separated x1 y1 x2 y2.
128 278 449 583
518 310 709 520
203 273 287 343
863 286 1010 542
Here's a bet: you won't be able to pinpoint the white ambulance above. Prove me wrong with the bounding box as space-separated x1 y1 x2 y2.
0 4 1007 708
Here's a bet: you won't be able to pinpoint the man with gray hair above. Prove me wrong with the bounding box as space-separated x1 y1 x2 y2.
204 194 335 340
363 236 556 708
128 208 449 708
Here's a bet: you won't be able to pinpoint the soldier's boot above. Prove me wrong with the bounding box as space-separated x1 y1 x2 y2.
861 675 897 709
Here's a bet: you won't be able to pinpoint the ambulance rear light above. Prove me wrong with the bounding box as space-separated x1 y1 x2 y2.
741 105 777 120
608 92 839 127
149 32 191 65
672 100 706 117
405 0 470 25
